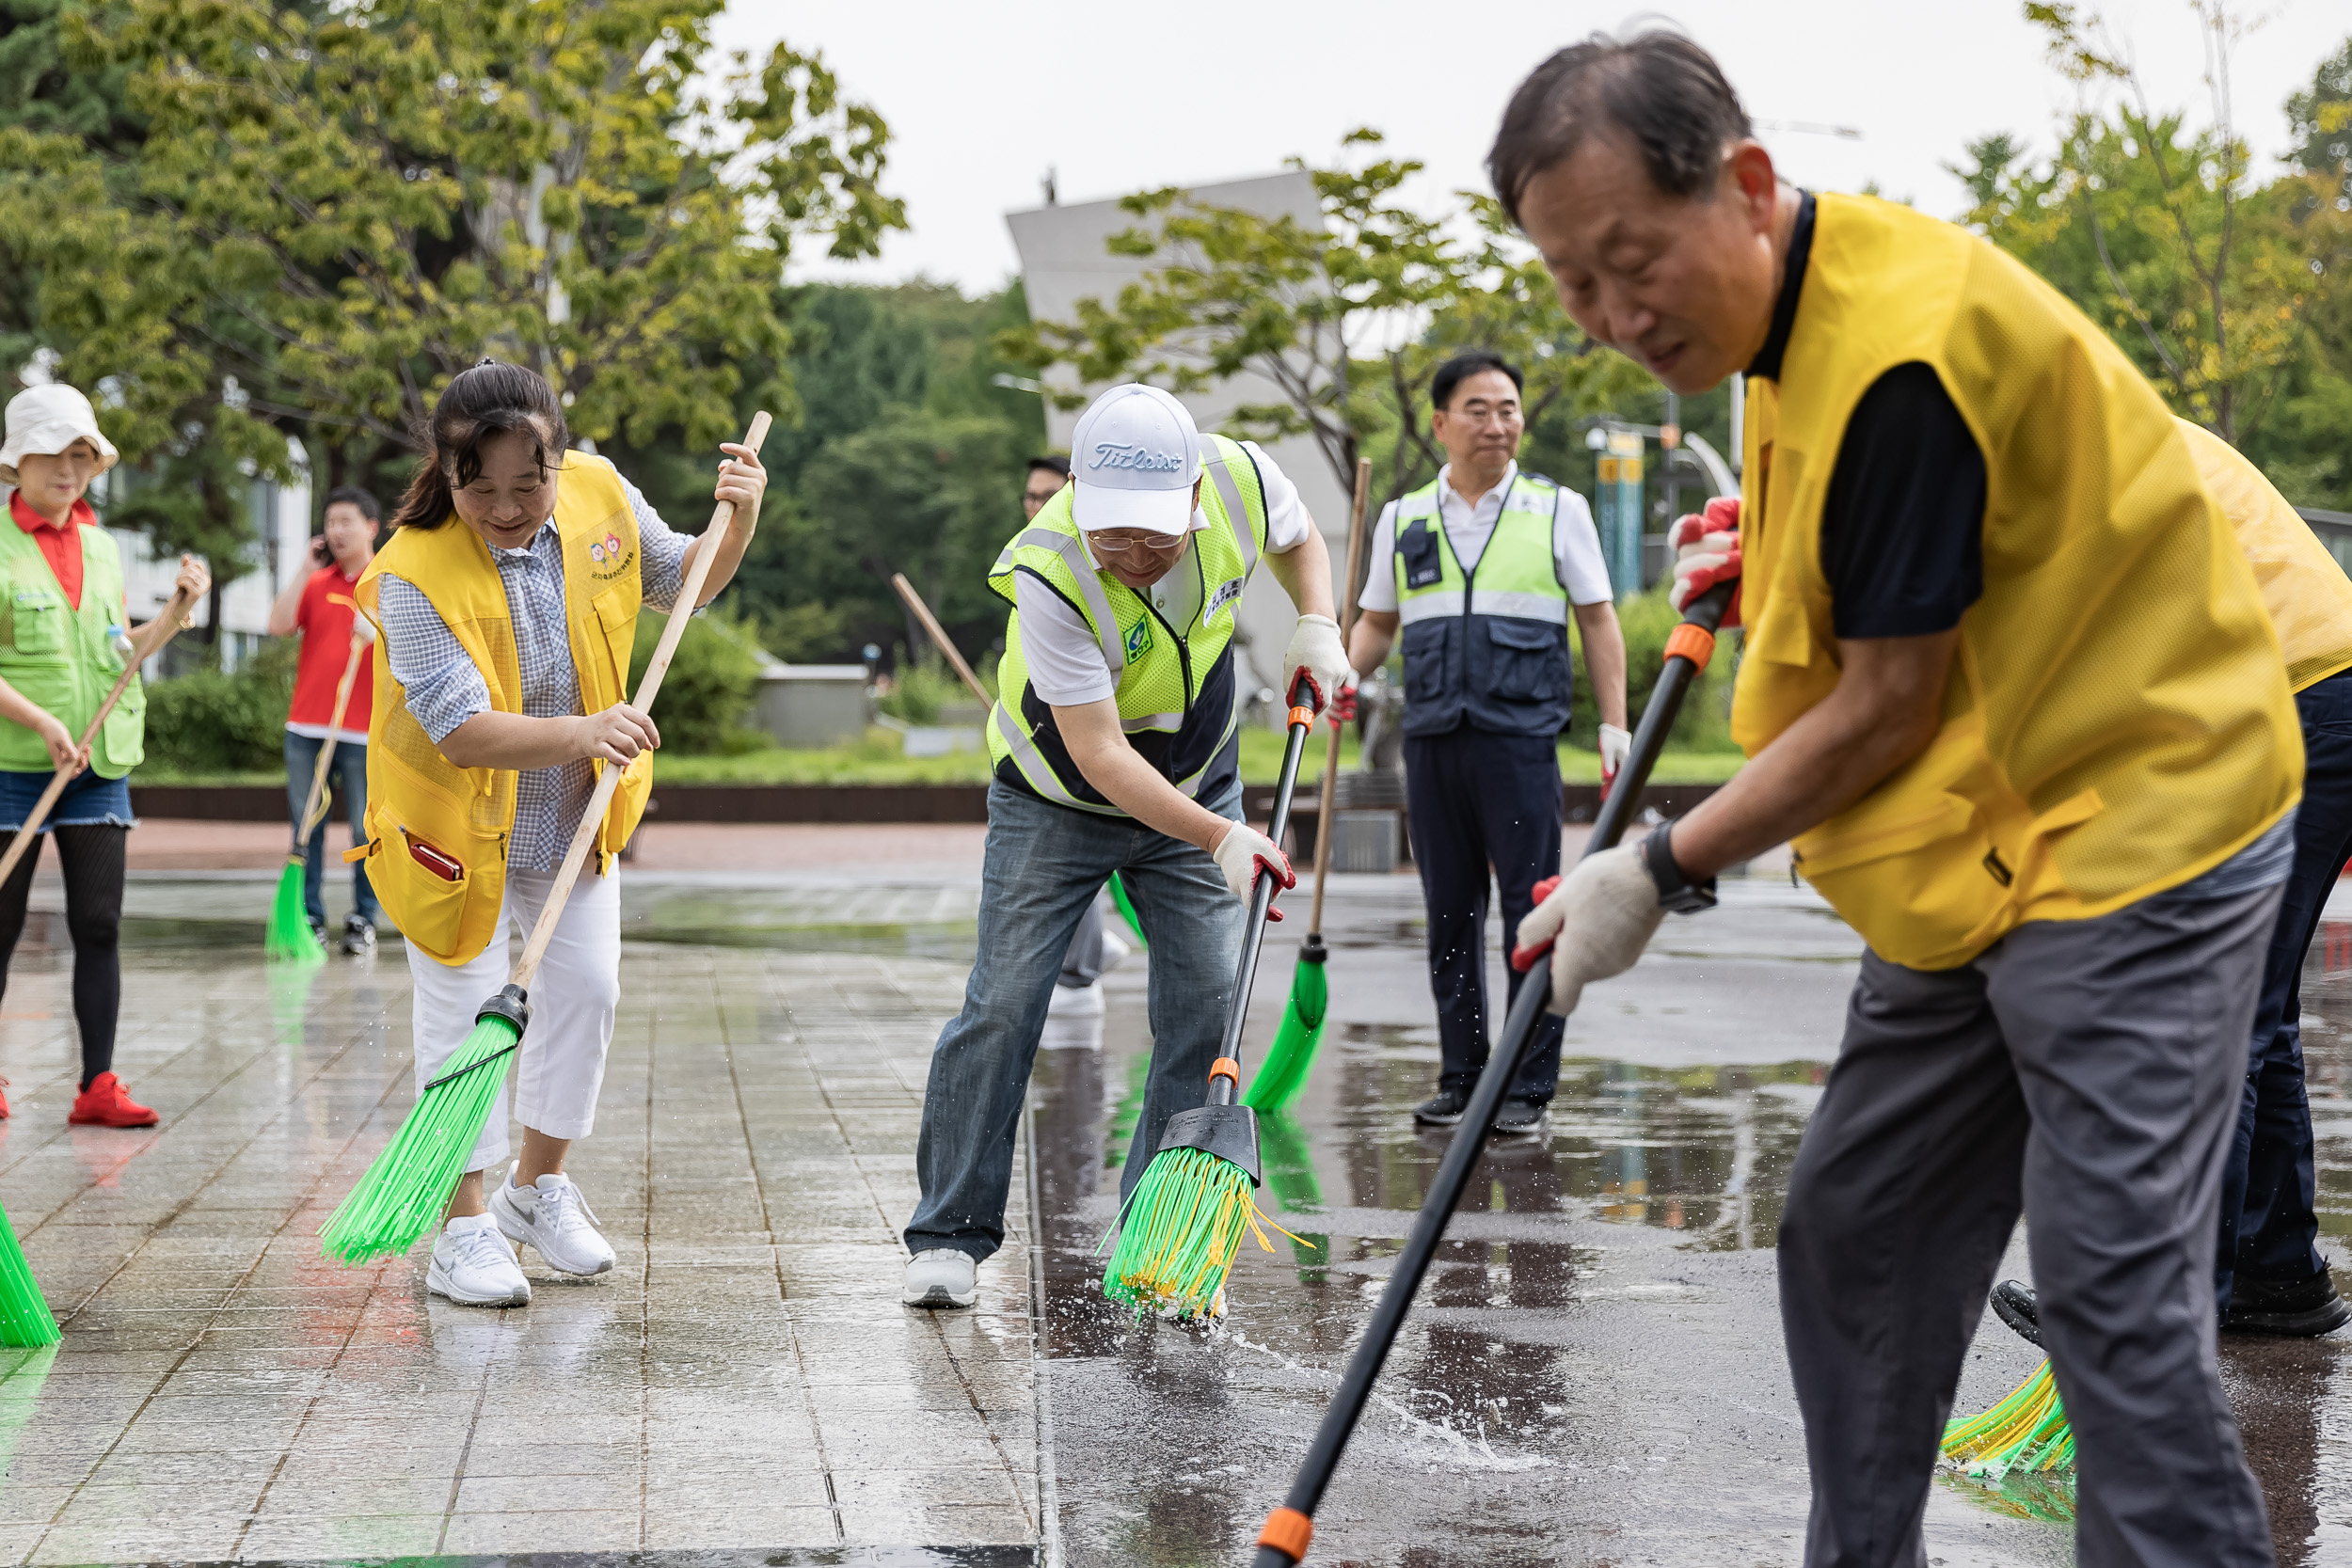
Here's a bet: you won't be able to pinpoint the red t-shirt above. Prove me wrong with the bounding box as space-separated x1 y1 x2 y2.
8 491 91 609
286 565 374 739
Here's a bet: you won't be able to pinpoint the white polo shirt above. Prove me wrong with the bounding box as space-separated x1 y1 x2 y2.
1013 439 1313 705
1357 462 1613 613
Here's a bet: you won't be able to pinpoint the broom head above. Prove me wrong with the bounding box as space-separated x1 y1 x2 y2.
265 858 326 965
0 1202 59 1348
1101 1102 1287 1319
319 986 529 1263
1243 936 1327 1113
1942 1358 2074 1480
1107 872 1147 947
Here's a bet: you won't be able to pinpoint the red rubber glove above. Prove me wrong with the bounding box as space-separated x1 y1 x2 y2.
1668 496 1742 628
1510 875 1564 972
1325 672 1359 728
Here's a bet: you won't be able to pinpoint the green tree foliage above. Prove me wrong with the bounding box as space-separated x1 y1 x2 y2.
997 131 1647 510
627 599 762 753
1 0 908 580
1954 4 2344 474
607 279 1044 669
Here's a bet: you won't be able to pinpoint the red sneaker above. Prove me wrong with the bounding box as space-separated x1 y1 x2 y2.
69 1072 158 1128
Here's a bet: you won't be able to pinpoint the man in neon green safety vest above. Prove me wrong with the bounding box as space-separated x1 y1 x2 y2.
1333 350 1629 1138
900 383 1349 1310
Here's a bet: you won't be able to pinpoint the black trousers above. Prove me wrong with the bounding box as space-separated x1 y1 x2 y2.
0 825 126 1090
1404 727 1565 1102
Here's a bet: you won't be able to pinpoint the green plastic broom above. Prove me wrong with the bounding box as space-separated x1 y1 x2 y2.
0 1201 58 1348
268 625 371 964
320 412 771 1264
1245 459 1370 1116
1943 1282 2074 1482
1100 678 1317 1320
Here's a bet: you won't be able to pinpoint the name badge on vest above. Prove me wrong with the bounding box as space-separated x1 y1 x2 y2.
1399 519 1444 590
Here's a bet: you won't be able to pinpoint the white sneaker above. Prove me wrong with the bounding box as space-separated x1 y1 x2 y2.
1100 929 1132 971
488 1167 617 1276
903 1248 977 1309
1047 978 1105 1019
427 1214 531 1307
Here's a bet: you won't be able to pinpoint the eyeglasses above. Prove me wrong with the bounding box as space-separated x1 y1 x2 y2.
1088 531 1188 556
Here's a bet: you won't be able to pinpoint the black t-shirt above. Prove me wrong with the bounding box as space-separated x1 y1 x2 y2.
1748 194 1988 639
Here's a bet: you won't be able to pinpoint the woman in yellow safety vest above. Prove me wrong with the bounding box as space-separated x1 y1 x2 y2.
0 384 207 1130
357 361 764 1308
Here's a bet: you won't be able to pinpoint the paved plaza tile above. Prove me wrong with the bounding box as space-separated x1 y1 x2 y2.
0 924 1035 1561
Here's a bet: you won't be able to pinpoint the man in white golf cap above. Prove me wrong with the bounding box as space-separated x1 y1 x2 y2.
902 382 1347 1308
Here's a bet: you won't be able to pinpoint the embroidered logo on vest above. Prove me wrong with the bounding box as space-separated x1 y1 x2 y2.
1205 578 1244 621
1123 616 1153 663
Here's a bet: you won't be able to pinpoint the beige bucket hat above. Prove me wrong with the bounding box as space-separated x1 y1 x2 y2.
0 384 120 486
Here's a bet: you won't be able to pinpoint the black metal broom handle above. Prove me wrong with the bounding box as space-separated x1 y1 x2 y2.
1209 674 1319 1108
1248 580 1736 1565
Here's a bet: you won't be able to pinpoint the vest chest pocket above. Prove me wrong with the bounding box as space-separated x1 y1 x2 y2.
1481 618 1566 702
1399 521 1444 590
5 591 67 660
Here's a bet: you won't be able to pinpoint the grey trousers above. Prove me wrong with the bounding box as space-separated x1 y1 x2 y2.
1780 883 2281 1568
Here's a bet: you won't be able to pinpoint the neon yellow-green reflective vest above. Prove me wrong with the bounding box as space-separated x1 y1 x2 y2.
987 435 1271 815
1391 470 1573 736
0 513 142 776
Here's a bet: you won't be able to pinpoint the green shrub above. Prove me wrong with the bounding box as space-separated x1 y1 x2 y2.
875 652 961 724
1567 586 1739 752
141 641 297 774
628 599 764 754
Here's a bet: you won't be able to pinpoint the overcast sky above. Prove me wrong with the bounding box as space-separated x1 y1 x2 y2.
712 1 2335 293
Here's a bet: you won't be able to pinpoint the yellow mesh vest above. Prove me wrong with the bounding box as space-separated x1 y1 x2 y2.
352 452 653 965
2176 420 2352 694
1736 194 2301 970
986 434 1269 814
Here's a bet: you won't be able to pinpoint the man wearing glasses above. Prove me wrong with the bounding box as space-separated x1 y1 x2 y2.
1337 350 1629 1137
902 382 1347 1308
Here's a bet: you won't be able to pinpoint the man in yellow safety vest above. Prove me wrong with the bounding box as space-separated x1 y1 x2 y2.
1494 29 2298 1563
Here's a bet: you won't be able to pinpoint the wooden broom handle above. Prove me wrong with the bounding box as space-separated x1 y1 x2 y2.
890 573 990 706
0 579 203 888
511 411 771 990
294 628 370 847
1307 459 1374 935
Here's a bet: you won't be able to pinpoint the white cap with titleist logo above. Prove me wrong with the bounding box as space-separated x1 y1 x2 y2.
1069 383 1202 535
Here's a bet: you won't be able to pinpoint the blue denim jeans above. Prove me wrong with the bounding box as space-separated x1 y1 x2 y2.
282 731 380 930
905 776 1246 1262
2216 667 2352 1309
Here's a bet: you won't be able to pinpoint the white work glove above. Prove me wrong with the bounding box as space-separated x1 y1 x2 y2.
1667 495 1742 626
1283 613 1350 713
1598 723 1631 796
1509 844 1663 1016
352 614 379 646
1212 822 1296 920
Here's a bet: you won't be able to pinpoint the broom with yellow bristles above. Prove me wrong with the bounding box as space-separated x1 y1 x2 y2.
319 413 771 1264
1942 1281 2074 1482
266 622 373 964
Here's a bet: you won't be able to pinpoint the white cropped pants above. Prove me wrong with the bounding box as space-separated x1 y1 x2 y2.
405 865 622 1174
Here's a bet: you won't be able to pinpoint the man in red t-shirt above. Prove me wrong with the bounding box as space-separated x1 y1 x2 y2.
266 484 382 953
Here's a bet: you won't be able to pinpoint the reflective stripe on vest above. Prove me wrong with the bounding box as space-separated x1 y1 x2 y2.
985 432 1268 814
1391 473 1574 738
1737 193 2299 970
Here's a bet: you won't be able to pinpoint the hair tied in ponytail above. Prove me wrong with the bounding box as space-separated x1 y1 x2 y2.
389 361 572 531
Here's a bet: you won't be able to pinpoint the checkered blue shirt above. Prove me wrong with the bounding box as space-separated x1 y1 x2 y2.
377 478 689 871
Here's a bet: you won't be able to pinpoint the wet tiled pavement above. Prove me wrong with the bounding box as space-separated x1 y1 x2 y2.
0 873 1034 1562
3 852 2350 1565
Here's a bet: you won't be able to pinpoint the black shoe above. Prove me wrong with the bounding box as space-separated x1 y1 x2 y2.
1491 1098 1549 1138
341 915 376 957
2225 1265 2351 1338
1990 1279 2042 1348
1413 1088 1470 1127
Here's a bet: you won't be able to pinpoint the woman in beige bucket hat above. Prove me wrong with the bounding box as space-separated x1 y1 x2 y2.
0 383 207 1126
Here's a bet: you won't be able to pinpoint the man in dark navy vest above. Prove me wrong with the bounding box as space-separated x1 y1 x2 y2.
1335 352 1628 1134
